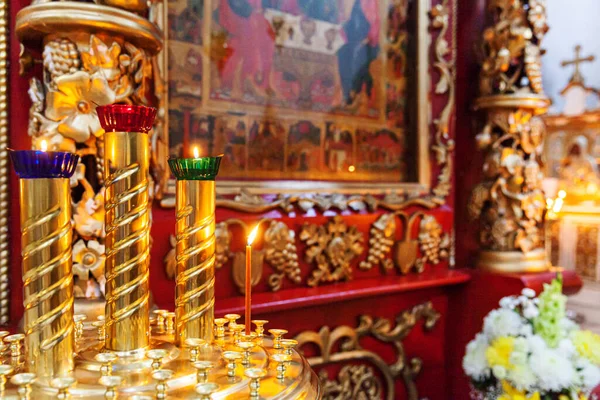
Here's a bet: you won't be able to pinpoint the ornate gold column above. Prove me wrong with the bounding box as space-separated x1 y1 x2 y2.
168 156 222 345
471 0 550 272
99 105 156 352
10 149 80 378
21 179 74 377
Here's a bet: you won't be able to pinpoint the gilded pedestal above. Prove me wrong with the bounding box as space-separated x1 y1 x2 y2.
100 105 156 352
168 156 222 345
19 178 74 378
175 180 217 345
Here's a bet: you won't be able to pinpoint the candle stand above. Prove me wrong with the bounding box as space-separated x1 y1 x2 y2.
4 105 321 399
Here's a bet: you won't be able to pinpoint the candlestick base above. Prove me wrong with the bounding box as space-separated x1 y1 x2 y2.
0 322 320 399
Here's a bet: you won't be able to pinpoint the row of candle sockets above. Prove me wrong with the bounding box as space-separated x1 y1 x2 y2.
80 311 297 399
0 312 300 398
0 329 76 397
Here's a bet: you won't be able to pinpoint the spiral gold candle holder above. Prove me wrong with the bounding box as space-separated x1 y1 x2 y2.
168 155 222 345
10 149 79 378
97 105 157 352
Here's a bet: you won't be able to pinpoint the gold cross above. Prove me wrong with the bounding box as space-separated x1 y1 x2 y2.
561 45 595 84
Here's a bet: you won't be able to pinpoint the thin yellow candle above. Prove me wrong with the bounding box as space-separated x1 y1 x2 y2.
246 226 259 335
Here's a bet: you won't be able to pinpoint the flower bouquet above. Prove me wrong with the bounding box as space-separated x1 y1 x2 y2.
463 276 600 400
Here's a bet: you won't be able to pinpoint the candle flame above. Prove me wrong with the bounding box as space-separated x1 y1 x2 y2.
40 140 48 152
193 146 200 158
247 225 259 246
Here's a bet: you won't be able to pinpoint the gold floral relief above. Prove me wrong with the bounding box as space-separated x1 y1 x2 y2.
300 216 364 287
295 301 441 400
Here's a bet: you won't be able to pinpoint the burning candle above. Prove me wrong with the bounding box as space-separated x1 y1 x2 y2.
246 226 259 335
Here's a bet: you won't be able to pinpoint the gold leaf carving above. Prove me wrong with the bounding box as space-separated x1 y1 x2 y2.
300 216 364 287
295 301 440 400
264 221 301 292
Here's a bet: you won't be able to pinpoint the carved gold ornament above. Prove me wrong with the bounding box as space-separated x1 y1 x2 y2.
295 301 440 400
300 216 364 287
264 221 301 292
362 212 450 275
479 0 548 96
473 0 549 272
319 365 382 400
360 214 396 271
46 71 116 142
233 250 264 295
416 214 450 268
430 0 455 200
215 222 232 269
72 239 106 282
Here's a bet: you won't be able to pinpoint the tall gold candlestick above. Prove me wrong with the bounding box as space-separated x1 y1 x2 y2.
10 145 79 378
98 105 156 352
245 226 258 335
168 149 221 345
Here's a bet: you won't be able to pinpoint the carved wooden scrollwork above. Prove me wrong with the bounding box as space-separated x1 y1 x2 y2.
295 301 441 400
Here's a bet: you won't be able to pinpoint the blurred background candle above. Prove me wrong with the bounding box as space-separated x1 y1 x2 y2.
168 149 222 345
10 142 79 378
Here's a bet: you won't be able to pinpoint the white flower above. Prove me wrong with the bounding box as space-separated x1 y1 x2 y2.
560 317 578 334
510 337 530 365
519 324 533 337
522 288 536 298
463 333 490 381
523 303 539 319
508 363 537 392
578 359 600 391
493 365 507 380
530 343 576 391
500 296 518 309
557 338 576 358
527 334 546 353
483 309 524 339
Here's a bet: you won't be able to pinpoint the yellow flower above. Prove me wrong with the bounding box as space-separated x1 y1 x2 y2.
498 381 540 400
46 71 116 143
572 330 600 364
486 337 515 370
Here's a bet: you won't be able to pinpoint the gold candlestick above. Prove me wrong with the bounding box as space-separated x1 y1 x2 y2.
168 152 222 345
98 105 156 352
11 146 79 378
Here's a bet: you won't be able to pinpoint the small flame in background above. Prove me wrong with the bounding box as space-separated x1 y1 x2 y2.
193 146 200 158
40 140 48 152
247 225 259 246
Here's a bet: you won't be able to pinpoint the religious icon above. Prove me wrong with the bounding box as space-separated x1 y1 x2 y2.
356 127 405 179
213 115 248 174
324 122 354 174
287 121 322 173
248 119 286 171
